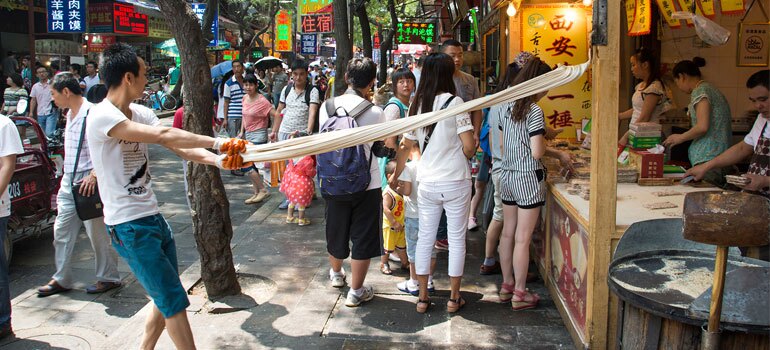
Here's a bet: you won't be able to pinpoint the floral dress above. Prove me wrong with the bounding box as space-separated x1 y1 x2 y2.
280 155 316 208
687 82 732 166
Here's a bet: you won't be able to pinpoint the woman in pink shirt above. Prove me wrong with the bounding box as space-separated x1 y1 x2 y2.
240 74 278 204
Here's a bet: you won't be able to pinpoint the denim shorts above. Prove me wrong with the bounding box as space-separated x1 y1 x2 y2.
107 214 189 318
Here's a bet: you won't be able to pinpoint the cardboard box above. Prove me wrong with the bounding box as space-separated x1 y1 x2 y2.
628 134 661 149
629 150 664 178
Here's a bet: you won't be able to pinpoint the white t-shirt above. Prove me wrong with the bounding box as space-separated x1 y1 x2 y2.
82 74 100 95
403 93 473 183
86 101 161 225
744 114 770 148
319 93 385 191
0 115 23 218
398 160 419 218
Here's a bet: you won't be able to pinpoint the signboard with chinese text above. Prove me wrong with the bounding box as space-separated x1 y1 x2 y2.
223 50 240 61
720 0 745 15
192 3 218 47
373 34 381 49
87 2 112 33
522 5 590 138
300 34 317 55
113 2 148 35
149 16 172 39
298 0 332 15
737 23 769 67
87 35 116 53
396 22 436 45
275 10 293 52
626 0 651 35
654 0 681 28
319 45 335 57
301 13 333 33
47 0 85 32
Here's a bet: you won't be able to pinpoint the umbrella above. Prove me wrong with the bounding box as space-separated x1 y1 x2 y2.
255 56 283 71
309 59 322 67
154 39 179 58
210 61 233 79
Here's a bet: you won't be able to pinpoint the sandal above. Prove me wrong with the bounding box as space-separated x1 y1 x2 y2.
447 296 466 313
297 218 311 226
286 217 297 224
499 282 514 303
511 289 540 311
379 262 393 275
416 299 430 313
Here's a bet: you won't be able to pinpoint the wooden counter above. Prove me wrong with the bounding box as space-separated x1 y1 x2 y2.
533 182 718 349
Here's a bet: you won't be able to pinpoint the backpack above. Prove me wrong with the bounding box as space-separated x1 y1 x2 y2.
316 97 375 197
383 96 408 119
282 82 321 106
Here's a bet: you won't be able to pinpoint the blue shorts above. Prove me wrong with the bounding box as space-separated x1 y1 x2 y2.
107 214 189 318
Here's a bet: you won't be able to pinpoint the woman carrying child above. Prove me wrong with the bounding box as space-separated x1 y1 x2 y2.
391 53 476 314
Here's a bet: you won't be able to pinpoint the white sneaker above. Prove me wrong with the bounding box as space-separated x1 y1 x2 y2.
329 268 346 288
397 280 419 296
388 252 401 263
345 286 374 307
427 280 435 293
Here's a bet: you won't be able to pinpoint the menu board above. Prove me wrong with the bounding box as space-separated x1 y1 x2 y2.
113 2 148 36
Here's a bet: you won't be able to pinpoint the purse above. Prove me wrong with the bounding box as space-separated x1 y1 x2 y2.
71 114 104 221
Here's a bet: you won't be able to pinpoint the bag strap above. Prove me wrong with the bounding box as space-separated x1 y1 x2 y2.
70 110 90 187
422 95 456 153
348 99 374 119
325 98 336 117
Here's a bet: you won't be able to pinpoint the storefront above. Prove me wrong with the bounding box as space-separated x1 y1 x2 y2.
491 0 769 348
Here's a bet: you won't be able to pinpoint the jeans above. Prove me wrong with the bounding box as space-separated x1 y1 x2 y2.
37 113 58 137
0 216 11 327
226 118 242 138
416 180 471 277
52 170 120 288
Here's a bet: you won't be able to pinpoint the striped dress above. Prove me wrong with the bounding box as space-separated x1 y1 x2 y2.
497 101 547 208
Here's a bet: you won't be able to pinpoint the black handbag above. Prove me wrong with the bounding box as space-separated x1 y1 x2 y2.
71 113 104 221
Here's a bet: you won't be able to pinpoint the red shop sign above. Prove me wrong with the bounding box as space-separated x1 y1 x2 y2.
113 2 148 36
88 35 116 53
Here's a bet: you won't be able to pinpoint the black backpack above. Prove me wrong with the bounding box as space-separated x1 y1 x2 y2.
282 82 321 106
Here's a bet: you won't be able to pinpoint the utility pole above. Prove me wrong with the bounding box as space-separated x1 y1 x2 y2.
28 0 35 65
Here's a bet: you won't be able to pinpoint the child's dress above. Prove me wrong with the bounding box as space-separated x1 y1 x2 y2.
280 156 316 208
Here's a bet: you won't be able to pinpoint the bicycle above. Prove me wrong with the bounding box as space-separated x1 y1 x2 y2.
140 85 177 111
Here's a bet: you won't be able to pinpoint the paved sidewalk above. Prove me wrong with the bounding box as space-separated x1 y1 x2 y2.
1 117 572 349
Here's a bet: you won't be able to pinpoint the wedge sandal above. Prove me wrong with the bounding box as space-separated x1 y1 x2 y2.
511 289 540 311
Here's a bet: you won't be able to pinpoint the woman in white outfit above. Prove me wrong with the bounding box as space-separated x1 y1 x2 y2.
391 53 476 314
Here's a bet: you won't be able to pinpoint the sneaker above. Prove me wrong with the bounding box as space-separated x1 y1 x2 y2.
330 268 346 288
468 216 479 230
427 280 435 293
479 261 502 275
345 286 374 307
388 252 401 263
397 280 419 296
434 239 449 251
278 199 290 210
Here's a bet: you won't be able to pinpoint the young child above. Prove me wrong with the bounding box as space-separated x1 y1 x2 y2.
280 155 316 226
380 161 409 275
396 143 437 295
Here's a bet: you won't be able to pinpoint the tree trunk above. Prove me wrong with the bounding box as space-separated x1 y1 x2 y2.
355 2 372 58
333 0 352 96
377 0 398 86
156 0 241 299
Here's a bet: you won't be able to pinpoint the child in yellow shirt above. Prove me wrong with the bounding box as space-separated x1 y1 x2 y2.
380 161 409 274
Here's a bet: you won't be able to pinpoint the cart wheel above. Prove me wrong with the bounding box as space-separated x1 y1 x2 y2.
2 230 11 268
161 95 177 111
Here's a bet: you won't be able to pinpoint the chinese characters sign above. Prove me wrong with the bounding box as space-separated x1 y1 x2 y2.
654 0 681 28
298 0 332 15
192 3 218 47
301 13 333 33
149 17 172 39
275 10 293 52
87 35 116 53
625 0 651 36
113 2 147 35
396 23 436 45
300 34 317 55
47 0 85 33
737 23 769 67
87 2 112 33
720 0 744 15
522 5 590 138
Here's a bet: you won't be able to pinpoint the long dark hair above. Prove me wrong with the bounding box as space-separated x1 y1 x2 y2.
408 53 456 118
633 47 662 88
510 57 552 122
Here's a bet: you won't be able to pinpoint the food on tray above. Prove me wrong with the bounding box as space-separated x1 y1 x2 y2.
644 201 678 210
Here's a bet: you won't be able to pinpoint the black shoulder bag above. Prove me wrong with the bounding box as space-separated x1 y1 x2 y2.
422 96 456 152
71 115 104 221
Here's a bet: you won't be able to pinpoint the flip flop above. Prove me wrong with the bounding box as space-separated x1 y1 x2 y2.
37 280 71 297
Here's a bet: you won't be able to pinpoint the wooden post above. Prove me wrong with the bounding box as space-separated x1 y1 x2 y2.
586 1 620 349
707 246 728 333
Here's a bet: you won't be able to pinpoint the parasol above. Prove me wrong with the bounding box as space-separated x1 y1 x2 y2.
255 56 283 71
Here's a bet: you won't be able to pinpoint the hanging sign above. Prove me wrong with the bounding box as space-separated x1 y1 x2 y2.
87 35 116 53
522 5 591 139
222 50 240 61
737 23 769 67
192 3 219 47
655 0 682 28
47 0 85 32
113 2 148 35
626 0 651 36
300 34 317 55
301 13 334 33
319 45 335 57
298 0 332 16
373 34 381 49
698 0 716 17
87 2 112 33
275 10 293 52
720 0 745 15
148 16 172 39
396 22 436 45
